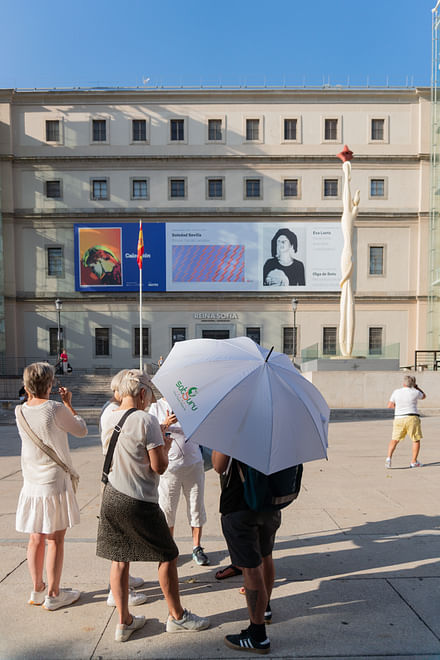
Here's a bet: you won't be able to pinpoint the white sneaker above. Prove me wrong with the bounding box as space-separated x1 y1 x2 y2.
410 461 422 468
115 615 146 642
166 609 210 632
385 457 392 469
28 586 46 606
43 588 81 611
107 588 148 607
128 575 144 589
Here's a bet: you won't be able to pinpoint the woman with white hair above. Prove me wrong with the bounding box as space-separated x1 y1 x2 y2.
15 362 87 611
97 369 210 642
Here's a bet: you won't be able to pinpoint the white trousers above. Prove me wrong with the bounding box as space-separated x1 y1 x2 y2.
158 461 207 529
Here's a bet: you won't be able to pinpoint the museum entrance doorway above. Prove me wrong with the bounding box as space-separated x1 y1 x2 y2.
201 329 230 340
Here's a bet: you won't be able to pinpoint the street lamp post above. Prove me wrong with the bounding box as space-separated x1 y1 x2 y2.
55 298 62 365
291 298 298 360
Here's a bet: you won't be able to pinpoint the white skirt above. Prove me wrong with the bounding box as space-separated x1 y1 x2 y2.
16 474 80 535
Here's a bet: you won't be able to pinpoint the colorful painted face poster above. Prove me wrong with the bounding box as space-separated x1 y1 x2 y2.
78 226 123 287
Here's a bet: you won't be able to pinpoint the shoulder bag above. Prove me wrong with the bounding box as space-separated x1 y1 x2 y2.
101 408 137 485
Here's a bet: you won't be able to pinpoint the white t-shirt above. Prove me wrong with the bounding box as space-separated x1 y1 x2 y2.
389 387 424 417
101 408 164 502
100 401 120 453
149 398 202 470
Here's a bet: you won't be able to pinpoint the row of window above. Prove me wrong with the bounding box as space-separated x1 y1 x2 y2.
48 324 384 358
43 116 389 146
43 175 389 201
45 244 386 279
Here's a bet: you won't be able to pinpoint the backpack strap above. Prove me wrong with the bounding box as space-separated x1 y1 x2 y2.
101 408 137 484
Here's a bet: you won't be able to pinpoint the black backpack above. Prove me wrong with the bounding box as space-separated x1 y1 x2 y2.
237 462 303 512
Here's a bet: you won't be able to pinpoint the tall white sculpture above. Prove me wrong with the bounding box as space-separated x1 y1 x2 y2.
338 146 360 357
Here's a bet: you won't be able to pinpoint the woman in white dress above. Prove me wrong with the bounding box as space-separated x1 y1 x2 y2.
15 362 87 611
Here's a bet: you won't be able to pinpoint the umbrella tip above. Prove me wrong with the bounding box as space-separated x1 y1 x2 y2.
265 347 274 362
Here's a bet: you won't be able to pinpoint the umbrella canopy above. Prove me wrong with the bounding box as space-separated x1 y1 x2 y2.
152 336 329 475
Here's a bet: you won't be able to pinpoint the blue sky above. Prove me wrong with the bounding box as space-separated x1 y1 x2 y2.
0 0 435 89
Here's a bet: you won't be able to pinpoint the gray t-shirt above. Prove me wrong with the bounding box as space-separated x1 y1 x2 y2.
101 408 164 502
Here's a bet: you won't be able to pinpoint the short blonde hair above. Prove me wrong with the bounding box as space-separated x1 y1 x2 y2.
23 362 55 398
403 375 416 388
118 369 153 399
110 369 129 394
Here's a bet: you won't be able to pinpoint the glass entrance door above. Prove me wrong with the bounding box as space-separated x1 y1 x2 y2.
201 329 230 340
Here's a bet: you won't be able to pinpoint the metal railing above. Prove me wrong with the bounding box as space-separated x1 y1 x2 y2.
414 350 440 371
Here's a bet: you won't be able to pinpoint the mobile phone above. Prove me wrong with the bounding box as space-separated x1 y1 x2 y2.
165 432 172 437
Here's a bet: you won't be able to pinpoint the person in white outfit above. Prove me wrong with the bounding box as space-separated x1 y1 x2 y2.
99 369 146 606
149 397 209 566
15 362 87 610
386 375 426 468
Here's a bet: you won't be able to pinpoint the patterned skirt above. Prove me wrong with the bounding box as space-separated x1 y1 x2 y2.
96 482 178 563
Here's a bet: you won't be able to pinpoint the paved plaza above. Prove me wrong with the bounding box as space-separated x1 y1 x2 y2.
0 415 439 659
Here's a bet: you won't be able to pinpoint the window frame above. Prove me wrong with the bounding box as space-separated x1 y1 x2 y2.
90 117 109 144
133 326 151 358
171 326 187 347
90 177 110 201
282 326 297 356
44 118 63 144
368 115 389 144
48 326 65 356
368 244 386 277
369 176 388 200
246 327 261 345
205 176 225 200
130 177 150 200
45 179 63 199
131 118 149 144
321 115 342 143
322 177 341 199
281 116 301 144
368 326 384 356
322 326 338 356
243 116 264 143
206 116 226 144
168 117 187 144
244 177 263 200
168 177 187 200
94 327 111 357
46 245 65 278
282 177 301 200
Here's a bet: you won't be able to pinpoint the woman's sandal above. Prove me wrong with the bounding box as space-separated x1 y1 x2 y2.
215 564 243 580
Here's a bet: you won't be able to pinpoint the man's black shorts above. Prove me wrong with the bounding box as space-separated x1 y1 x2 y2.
221 509 281 569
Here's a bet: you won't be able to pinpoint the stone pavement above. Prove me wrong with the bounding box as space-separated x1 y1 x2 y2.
0 416 439 659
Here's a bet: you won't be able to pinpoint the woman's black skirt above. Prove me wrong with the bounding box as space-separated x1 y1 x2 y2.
96 482 178 563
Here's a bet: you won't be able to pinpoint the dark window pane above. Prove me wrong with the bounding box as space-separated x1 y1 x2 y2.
46 120 60 142
371 119 384 140
283 327 297 355
370 179 385 197
246 119 259 140
369 327 383 355
132 119 146 141
246 327 261 344
172 327 186 346
324 179 338 197
95 328 110 356
49 327 64 355
134 327 150 356
47 247 63 276
132 179 148 198
323 327 337 355
324 119 338 140
170 119 184 141
369 246 384 275
246 179 260 198
208 179 223 198
93 119 107 142
45 180 61 198
170 179 185 197
284 179 298 197
284 118 297 140
92 179 108 199
208 119 222 141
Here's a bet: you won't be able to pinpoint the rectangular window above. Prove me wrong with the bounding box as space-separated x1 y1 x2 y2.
134 327 150 357
92 119 107 142
95 328 110 356
324 118 338 140
170 119 184 141
369 327 383 355
169 178 186 198
208 119 222 141
246 327 261 345
283 327 296 355
323 327 337 355
207 178 223 199
371 118 385 141
370 178 385 197
49 327 64 355
172 327 186 346
91 179 109 200
284 118 297 140
45 120 60 142
132 179 148 199
246 118 259 141
369 246 384 275
47 247 64 277
45 180 62 199
324 179 338 197
245 178 261 199
132 119 147 142
283 179 298 198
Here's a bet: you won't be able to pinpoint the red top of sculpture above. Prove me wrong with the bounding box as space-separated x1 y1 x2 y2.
337 145 354 162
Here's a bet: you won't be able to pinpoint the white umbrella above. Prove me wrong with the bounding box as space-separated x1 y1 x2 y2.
152 336 329 475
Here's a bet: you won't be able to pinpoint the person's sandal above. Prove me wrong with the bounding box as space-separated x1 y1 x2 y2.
215 564 242 580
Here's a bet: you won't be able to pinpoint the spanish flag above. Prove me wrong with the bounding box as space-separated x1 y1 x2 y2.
137 221 144 270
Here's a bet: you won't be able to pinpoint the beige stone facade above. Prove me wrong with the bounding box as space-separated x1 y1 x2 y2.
0 87 431 372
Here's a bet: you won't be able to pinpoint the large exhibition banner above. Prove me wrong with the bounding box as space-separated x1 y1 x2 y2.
74 222 342 292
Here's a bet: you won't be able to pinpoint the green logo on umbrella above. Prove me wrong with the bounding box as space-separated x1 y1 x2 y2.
176 381 198 411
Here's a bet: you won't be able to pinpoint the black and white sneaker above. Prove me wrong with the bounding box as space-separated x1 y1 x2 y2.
224 629 270 654
192 545 210 566
264 603 272 624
